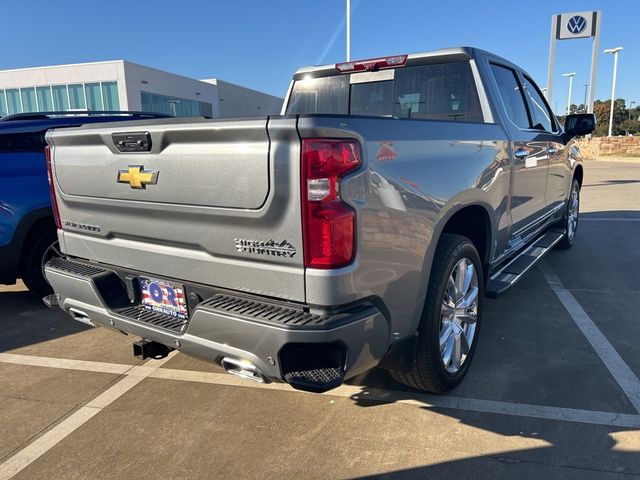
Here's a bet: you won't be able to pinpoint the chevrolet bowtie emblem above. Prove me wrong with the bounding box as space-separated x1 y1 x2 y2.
117 165 159 189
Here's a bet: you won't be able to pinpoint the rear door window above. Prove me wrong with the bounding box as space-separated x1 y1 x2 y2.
489 63 530 130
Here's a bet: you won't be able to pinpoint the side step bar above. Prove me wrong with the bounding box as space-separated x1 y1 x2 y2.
486 229 565 298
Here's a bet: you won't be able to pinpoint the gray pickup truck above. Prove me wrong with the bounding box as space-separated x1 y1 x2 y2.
43 47 595 394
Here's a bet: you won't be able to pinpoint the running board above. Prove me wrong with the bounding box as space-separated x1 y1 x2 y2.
486 229 565 298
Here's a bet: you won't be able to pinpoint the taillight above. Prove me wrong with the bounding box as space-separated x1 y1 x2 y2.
301 139 361 269
45 145 62 229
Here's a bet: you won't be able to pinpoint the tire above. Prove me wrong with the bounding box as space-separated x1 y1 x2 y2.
391 234 483 393
556 178 580 250
20 228 59 297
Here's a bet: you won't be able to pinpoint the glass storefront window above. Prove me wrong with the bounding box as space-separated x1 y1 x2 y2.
21 88 37 112
140 91 152 112
101 82 120 110
85 83 102 111
52 85 69 111
140 90 212 117
0 81 120 115
0 91 6 116
6 89 21 115
199 102 213 117
36 86 54 112
68 84 86 110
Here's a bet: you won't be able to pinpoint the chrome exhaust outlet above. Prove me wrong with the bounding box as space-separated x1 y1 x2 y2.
68 307 95 327
221 357 266 383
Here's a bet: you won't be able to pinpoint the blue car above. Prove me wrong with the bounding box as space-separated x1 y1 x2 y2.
0 111 170 296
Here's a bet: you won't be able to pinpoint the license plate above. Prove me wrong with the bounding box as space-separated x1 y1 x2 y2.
138 277 188 319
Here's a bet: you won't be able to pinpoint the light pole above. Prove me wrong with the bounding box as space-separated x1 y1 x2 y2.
604 47 623 136
630 101 636 120
346 0 351 61
583 84 589 112
562 73 576 115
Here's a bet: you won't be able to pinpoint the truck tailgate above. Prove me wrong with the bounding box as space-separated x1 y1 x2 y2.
47 117 306 301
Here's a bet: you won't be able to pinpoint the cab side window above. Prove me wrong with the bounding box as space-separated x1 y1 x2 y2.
522 76 556 132
489 64 530 130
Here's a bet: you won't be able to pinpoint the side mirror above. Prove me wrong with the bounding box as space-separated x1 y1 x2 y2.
564 113 596 140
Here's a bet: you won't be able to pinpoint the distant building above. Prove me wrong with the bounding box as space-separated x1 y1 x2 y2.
0 60 282 118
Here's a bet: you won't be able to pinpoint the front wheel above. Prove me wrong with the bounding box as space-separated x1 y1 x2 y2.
390 234 483 393
556 178 580 250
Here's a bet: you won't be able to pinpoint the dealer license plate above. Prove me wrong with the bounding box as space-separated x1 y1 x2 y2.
138 277 188 320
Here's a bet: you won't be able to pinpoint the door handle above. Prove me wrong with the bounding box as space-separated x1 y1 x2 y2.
514 149 528 160
547 147 558 155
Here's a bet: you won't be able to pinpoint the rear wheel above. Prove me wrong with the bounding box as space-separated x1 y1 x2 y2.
391 234 483 393
20 228 60 297
556 178 580 250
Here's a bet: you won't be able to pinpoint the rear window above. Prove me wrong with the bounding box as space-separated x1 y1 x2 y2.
286 76 349 115
286 61 483 122
0 131 46 153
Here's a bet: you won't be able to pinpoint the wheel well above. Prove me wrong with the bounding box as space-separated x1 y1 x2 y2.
20 216 56 266
574 165 583 188
441 206 491 280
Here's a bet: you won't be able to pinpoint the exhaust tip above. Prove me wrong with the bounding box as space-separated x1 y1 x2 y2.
221 357 266 383
68 307 95 327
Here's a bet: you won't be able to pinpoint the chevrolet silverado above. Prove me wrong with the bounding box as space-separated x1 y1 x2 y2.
43 47 595 393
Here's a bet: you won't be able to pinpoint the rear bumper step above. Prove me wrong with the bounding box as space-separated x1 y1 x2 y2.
44 257 389 390
486 229 565 298
285 368 345 393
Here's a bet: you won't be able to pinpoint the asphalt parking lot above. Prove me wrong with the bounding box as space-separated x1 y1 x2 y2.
1 161 639 479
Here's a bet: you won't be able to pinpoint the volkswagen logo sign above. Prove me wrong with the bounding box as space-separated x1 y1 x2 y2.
567 15 587 34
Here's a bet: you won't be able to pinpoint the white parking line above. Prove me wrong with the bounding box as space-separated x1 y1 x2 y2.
0 353 131 375
1 353 640 430
580 217 640 222
0 353 175 480
539 260 640 413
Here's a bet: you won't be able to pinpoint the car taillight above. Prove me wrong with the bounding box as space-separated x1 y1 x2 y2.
45 145 62 229
335 54 407 73
301 139 361 269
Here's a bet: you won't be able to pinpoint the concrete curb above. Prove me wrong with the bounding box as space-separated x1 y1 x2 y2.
583 156 640 163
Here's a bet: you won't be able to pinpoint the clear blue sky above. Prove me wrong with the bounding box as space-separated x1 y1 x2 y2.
1 0 637 114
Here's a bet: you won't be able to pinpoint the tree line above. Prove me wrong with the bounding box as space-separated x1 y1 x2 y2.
558 99 639 136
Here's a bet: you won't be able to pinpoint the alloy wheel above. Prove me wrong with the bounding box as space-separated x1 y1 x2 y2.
567 185 579 241
439 257 479 374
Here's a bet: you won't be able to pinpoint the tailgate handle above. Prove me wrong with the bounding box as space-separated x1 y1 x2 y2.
112 132 152 152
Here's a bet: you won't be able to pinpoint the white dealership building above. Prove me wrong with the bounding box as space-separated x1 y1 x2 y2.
0 60 283 118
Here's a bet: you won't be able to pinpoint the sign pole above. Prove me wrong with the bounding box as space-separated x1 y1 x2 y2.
547 11 601 114
587 12 601 113
546 15 557 103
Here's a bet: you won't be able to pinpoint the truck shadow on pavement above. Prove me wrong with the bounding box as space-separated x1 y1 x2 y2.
345 369 639 478
351 420 639 479
0 289 89 352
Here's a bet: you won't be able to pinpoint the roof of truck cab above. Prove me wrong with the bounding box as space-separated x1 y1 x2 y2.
293 46 523 78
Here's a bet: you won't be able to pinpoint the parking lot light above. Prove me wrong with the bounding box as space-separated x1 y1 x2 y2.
604 47 623 137
562 73 576 115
